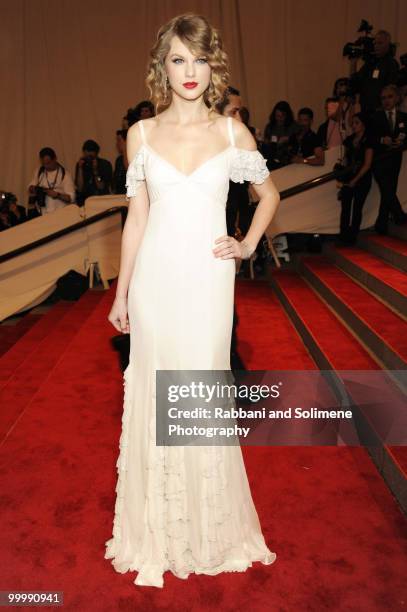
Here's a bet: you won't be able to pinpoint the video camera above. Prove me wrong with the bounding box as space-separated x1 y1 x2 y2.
342 20 375 62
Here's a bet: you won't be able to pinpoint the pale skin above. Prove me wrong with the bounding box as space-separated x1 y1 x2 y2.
108 35 280 333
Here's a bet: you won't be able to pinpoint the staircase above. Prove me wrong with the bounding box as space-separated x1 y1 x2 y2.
270 222 407 514
0 290 106 442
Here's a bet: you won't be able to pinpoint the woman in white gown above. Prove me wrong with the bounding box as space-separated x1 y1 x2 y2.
106 13 280 588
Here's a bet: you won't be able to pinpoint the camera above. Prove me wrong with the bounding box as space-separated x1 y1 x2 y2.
28 185 47 207
343 20 375 62
1 191 16 206
82 155 95 172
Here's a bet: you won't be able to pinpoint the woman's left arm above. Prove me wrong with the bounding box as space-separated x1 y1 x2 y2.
238 177 280 257
213 119 280 260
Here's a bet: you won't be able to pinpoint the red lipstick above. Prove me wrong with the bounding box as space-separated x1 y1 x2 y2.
183 82 198 89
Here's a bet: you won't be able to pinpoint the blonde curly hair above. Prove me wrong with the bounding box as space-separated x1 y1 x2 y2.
145 13 230 115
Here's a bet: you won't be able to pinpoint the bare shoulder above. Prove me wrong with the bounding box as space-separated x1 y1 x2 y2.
230 117 258 151
126 122 143 162
208 114 257 150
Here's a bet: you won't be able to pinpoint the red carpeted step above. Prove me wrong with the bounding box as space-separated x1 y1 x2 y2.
0 304 71 382
0 314 42 357
0 281 406 609
325 244 407 315
302 256 407 366
0 290 106 441
366 235 407 257
359 234 407 271
271 268 407 500
332 246 407 296
271 269 378 370
234 279 315 369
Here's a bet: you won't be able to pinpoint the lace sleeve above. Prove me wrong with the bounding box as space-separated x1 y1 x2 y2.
125 148 145 201
230 148 270 184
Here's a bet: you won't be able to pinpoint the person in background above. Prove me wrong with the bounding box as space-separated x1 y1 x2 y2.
122 101 155 129
288 108 325 165
0 202 12 231
216 85 242 121
112 129 128 194
216 86 245 236
28 147 75 216
317 97 345 149
337 112 374 244
350 30 399 116
239 106 262 144
75 139 112 206
397 61 407 113
370 84 407 233
8 195 27 226
333 77 356 137
263 100 298 168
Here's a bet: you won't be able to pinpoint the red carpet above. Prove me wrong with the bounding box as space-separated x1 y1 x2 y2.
302 256 407 362
334 246 407 296
270 270 379 370
270 268 407 480
0 314 42 359
366 235 407 257
0 293 104 440
0 303 71 386
0 281 406 610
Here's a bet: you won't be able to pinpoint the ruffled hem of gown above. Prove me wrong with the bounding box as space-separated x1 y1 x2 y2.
104 536 277 588
105 363 277 588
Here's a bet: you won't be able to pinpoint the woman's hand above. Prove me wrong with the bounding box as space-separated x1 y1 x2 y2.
108 296 129 333
213 235 255 260
45 189 59 199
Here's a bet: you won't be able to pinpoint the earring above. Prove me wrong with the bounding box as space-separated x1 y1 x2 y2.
163 75 171 102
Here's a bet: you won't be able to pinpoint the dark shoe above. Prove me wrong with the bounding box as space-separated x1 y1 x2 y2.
374 223 388 235
394 212 407 226
338 230 353 245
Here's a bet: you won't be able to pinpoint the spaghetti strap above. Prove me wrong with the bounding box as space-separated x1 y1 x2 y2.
138 119 146 145
227 116 235 147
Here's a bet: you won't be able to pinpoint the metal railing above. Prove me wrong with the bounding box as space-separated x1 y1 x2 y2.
0 206 127 264
1 142 405 264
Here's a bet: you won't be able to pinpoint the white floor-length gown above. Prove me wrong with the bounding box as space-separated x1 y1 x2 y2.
105 115 277 587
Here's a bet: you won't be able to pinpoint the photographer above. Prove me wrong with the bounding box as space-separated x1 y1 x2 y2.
0 192 27 229
370 84 407 233
333 78 357 137
262 100 299 169
317 97 345 149
350 30 400 116
112 129 128 195
288 108 325 165
75 139 112 206
28 147 75 216
8 194 27 226
336 112 374 245
0 203 12 231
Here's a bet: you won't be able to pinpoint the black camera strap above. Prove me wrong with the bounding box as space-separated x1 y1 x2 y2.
37 163 66 186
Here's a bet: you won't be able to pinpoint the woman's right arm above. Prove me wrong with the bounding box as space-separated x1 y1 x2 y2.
108 124 149 332
116 124 149 299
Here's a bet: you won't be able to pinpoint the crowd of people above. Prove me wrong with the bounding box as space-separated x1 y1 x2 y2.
2 28 407 250
0 101 153 231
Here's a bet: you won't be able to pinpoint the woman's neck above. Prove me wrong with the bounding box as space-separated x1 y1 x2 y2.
161 95 212 125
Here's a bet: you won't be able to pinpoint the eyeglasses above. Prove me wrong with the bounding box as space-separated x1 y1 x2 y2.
381 95 395 100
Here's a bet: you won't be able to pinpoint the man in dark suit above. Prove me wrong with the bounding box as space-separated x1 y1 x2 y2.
370 84 407 233
350 30 400 116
